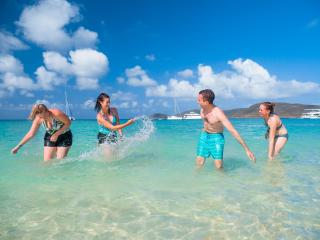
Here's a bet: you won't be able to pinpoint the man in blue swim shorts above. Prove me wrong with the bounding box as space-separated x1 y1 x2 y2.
196 89 256 169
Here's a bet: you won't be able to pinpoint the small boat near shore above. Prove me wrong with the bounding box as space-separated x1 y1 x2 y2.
167 98 183 120
300 109 320 119
183 111 201 120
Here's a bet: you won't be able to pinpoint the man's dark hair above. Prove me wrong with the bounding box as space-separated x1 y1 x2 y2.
199 89 215 104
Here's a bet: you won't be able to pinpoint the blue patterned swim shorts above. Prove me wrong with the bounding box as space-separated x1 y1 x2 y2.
197 131 225 160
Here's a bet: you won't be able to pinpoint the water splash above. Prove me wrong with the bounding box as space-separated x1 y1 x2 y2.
115 115 155 159
55 115 155 165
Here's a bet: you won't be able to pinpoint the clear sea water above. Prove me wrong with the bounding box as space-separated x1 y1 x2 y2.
0 118 319 239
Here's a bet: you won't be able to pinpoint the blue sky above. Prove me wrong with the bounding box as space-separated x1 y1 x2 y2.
0 0 319 119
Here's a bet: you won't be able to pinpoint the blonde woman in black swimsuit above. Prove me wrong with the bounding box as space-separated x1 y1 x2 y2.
11 104 72 161
259 102 288 160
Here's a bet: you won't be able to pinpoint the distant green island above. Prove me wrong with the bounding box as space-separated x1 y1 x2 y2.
150 103 320 119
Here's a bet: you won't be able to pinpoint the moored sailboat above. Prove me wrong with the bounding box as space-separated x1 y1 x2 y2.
65 85 75 121
167 98 183 120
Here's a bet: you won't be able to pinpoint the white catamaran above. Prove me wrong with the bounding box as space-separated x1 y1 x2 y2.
183 111 201 120
300 109 320 119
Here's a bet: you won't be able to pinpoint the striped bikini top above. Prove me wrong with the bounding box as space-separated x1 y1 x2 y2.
42 116 66 135
98 111 117 134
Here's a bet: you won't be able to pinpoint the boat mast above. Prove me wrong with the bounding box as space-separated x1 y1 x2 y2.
174 98 181 116
64 81 74 119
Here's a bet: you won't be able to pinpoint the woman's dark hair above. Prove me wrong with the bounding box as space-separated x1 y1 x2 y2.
95 93 110 113
199 89 215 104
261 102 275 114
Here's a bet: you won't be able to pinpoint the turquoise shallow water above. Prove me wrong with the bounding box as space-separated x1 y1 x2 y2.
0 118 319 239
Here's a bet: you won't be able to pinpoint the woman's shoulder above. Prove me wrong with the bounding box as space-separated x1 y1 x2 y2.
270 114 280 120
49 108 64 115
268 114 280 125
33 115 43 124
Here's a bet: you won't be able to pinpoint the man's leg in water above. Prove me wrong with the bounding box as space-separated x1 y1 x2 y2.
214 159 223 169
196 156 205 168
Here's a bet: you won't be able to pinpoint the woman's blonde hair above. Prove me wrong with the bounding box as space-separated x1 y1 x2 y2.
28 104 49 120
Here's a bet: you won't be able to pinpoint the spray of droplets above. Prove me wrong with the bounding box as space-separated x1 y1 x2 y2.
55 116 155 165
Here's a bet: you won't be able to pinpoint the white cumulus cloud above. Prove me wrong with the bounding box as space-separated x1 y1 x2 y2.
0 31 28 53
0 54 24 74
146 79 200 98
111 91 136 101
125 65 157 87
197 64 233 98
73 27 98 49
146 84 168 97
43 51 72 75
146 58 320 100
0 54 37 97
0 0 108 98
177 69 194 78
40 48 108 90
20 90 34 98
35 66 64 90
2 72 36 91
225 59 318 98
1 48 109 97
82 99 96 109
70 49 108 78
17 0 98 51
